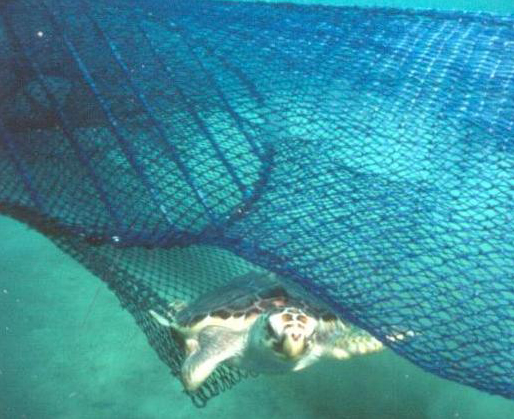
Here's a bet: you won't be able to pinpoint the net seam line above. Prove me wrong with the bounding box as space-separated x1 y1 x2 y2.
3 11 124 233
165 20 265 159
78 1 220 227
42 1 212 240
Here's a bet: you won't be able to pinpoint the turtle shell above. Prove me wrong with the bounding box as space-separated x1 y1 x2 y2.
176 271 337 328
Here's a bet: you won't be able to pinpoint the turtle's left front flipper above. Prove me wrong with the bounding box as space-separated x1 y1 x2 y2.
292 322 385 372
319 324 416 361
308 321 386 363
326 328 384 360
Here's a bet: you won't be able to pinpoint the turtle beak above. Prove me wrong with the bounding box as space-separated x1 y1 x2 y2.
281 332 306 359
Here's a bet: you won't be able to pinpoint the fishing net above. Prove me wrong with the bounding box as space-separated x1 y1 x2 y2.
0 0 512 406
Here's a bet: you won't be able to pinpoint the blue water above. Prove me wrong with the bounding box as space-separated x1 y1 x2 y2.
1 1 513 418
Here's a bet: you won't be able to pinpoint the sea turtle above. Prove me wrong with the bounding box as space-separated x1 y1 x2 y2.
149 271 388 392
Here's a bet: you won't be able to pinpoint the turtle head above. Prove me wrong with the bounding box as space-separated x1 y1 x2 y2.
262 307 317 359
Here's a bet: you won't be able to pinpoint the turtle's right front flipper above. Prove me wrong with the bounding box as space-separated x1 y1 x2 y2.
182 326 245 392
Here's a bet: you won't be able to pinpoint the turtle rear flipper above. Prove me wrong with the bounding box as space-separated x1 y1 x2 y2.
149 299 188 329
182 326 245 392
149 309 173 327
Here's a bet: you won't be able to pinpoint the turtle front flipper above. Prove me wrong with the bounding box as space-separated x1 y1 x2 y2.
328 329 384 359
182 326 245 392
324 326 417 360
315 323 385 361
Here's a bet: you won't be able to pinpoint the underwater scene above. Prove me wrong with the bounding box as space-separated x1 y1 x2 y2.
0 0 513 418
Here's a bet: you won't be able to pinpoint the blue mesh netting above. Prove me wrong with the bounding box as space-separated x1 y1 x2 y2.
0 0 513 406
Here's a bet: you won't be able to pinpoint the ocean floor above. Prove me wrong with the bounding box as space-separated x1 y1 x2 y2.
0 215 512 419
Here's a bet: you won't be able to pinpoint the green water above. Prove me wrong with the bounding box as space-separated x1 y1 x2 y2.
1 215 513 418
1 1 513 418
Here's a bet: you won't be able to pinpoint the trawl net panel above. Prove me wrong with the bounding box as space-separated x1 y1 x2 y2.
0 0 512 405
